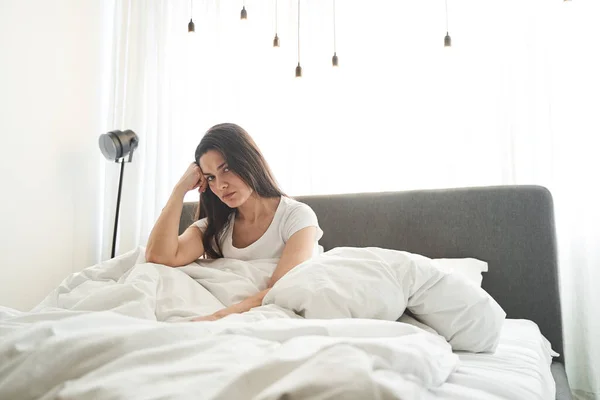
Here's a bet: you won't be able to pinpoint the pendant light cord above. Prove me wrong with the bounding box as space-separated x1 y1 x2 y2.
190 0 193 18
275 0 278 33
333 0 337 52
297 0 301 63
445 0 449 34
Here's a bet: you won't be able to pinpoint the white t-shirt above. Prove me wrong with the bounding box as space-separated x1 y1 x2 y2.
193 196 323 261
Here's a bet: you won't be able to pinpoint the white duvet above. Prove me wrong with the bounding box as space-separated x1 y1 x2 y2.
0 247 459 400
0 247 553 400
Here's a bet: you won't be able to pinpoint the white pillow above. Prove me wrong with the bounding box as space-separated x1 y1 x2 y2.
432 258 488 287
265 248 407 321
398 313 440 336
404 252 505 352
264 247 505 353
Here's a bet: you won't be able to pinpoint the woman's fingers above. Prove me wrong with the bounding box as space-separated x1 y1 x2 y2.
191 314 217 322
195 164 207 193
177 162 205 192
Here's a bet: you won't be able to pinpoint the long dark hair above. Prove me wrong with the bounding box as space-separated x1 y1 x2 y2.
194 123 284 259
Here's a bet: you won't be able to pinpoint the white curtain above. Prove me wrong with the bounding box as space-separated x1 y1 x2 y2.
103 1 599 398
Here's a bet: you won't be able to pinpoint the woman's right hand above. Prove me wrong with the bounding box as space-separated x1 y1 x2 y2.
176 163 207 193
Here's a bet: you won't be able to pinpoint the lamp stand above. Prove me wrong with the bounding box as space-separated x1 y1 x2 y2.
111 149 135 258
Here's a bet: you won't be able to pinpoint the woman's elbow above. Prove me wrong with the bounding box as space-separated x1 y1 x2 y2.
145 248 160 264
145 248 176 267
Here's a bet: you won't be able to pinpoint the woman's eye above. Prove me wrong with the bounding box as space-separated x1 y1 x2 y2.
223 167 230 173
207 176 214 182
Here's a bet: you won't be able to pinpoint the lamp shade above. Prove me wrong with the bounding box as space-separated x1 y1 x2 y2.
444 33 452 47
99 130 139 161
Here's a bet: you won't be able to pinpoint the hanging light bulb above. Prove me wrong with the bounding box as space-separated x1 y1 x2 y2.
273 0 280 47
444 0 451 47
295 0 302 77
241 1 248 20
332 0 339 66
188 0 195 33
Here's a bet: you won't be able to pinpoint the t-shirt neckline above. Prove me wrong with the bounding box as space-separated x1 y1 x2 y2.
229 196 284 251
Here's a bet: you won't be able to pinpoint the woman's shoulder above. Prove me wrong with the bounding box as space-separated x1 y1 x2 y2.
279 196 316 215
192 217 208 232
277 196 322 240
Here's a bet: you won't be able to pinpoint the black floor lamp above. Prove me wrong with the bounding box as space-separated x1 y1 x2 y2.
98 129 139 258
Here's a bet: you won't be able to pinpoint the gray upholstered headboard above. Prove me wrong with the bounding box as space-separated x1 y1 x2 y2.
180 185 565 362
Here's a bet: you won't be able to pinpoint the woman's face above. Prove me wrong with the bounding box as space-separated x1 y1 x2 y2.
199 150 253 208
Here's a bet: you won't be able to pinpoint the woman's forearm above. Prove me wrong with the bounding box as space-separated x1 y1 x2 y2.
218 289 270 317
193 288 270 321
243 288 270 310
145 186 188 262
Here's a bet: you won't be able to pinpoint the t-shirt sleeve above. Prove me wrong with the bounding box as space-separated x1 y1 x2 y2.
192 218 208 234
283 203 324 243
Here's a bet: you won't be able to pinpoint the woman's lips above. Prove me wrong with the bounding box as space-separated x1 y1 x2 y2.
223 192 235 200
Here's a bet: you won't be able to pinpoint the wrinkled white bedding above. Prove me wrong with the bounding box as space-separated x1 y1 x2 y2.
0 247 555 400
0 247 458 400
264 247 506 353
433 319 558 400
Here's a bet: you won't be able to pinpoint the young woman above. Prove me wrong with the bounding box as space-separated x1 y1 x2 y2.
145 123 323 321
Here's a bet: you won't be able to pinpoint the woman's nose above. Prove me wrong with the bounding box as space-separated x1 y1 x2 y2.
219 177 228 190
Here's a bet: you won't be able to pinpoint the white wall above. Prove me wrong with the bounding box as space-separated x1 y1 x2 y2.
0 1 114 310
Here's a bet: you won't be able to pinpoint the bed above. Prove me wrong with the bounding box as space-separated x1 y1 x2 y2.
297 185 573 400
186 184 570 399
0 185 572 399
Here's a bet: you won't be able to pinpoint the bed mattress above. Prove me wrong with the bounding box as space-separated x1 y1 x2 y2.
434 319 557 400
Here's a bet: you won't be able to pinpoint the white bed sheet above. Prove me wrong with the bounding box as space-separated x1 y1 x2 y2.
433 319 557 400
0 247 558 400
